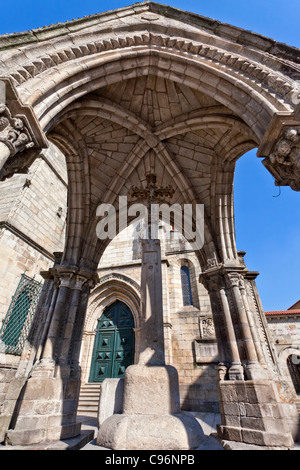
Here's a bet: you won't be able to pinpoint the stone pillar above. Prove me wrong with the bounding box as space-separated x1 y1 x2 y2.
202 265 295 448
4 265 98 447
225 271 267 381
138 239 165 365
201 270 244 380
97 238 204 450
0 254 62 443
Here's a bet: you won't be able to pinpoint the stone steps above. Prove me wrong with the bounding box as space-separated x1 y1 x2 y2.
78 383 101 417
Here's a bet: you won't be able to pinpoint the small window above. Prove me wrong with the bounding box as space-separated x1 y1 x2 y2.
180 266 193 306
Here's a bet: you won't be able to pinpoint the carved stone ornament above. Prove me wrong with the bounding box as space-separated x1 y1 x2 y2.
225 271 243 289
194 315 218 364
206 256 219 270
0 105 34 156
265 126 300 191
199 315 216 340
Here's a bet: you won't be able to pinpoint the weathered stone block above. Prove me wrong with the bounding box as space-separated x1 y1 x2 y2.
6 428 47 446
241 428 294 448
123 365 181 415
245 403 273 418
217 424 242 442
18 377 63 402
98 412 204 450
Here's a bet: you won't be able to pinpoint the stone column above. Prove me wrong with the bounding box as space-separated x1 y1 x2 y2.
239 277 267 369
225 271 267 381
201 270 244 380
202 265 294 448
5 266 98 447
138 239 165 365
0 79 48 182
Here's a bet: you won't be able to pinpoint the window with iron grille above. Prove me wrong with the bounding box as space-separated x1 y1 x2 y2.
0 274 43 355
180 266 193 306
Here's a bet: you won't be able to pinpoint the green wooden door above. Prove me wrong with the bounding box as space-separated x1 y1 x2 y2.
89 301 135 382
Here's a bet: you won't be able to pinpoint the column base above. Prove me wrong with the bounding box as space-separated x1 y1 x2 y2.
3 427 92 450
217 379 295 448
6 422 82 446
217 424 293 448
4 362 81 446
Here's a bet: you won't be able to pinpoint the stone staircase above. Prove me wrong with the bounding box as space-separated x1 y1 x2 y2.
78 383 101 417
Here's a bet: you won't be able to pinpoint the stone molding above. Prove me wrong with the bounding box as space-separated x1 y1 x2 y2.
5 28 297 111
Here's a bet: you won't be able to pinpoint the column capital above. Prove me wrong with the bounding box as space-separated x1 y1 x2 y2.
200 266 247 292
264 126 300 191
0 77 47 175
0 104 35 156
55 266 99 291
258 113 300 192
199 269 225 292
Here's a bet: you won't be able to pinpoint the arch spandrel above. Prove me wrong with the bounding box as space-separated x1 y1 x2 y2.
1 4 299 131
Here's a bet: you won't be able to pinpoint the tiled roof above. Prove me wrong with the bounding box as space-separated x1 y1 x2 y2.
265 309 300 316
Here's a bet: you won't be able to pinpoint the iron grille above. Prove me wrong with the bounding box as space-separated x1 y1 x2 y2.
0 274 43 355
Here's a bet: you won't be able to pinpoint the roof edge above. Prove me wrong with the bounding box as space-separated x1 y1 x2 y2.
265 309 300 316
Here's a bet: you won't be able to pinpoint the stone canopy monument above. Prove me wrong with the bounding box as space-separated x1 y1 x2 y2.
0 1 299 450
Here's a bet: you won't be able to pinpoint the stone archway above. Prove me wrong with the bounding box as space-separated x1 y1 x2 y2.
1 2 300 449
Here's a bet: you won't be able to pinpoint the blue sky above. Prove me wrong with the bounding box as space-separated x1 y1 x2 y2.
0 0 299 310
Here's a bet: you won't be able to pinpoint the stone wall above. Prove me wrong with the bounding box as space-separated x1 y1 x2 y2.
267 315 300 348
0 142 67 328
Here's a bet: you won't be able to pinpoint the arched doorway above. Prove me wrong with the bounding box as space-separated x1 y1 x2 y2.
89 301 135 383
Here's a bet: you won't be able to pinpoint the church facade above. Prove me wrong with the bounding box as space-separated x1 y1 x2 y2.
0 2 299 449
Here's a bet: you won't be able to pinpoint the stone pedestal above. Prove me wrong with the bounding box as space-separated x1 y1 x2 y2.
217 380 294 448
97 365 204 450
3 265 98 447
5 359 81 446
